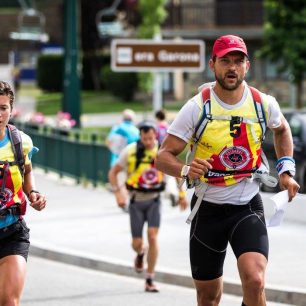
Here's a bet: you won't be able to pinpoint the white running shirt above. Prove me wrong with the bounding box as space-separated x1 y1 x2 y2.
168 83 282 205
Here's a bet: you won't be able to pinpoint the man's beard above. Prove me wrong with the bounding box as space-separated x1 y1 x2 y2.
215 73 243 91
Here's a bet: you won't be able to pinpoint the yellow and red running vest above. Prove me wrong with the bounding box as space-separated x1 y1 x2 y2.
0 128 32 214
192 86 269 186
126 142 165 192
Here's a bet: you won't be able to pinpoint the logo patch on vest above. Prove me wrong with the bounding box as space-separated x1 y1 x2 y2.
220 146 250 170
0 188 13 206
139 168 159 186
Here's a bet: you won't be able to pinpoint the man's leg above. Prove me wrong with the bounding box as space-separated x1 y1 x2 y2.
144 197 161 292
230 194 269 306
132 237 144 254
237 252 267 306
143 226 159 292
193 277 223 306
132 237 145 273
146 227 159 274
129 202 146 273
189 197 229 305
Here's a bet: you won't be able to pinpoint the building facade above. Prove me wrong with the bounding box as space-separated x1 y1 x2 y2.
0 0 301 105
158 0 293 104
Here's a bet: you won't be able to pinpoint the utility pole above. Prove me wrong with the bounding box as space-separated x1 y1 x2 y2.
63 0 81 127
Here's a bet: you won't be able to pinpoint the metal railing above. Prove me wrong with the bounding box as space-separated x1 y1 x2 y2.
15 122 111 186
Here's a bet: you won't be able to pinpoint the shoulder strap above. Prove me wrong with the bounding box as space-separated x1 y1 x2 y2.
184 87 211 171
249 86 267 139
249 86 271 172
194 87 211 143
7 124 25 178
134 141 145 171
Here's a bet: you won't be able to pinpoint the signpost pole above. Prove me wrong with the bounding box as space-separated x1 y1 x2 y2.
153 33 163 112
153 73 163 112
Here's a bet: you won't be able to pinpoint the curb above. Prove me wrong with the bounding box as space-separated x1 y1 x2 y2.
30 245 306 305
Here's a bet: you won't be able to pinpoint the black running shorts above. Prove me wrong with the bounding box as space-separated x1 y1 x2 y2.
0 219 30 261
129 197 161 238
189 193 268 281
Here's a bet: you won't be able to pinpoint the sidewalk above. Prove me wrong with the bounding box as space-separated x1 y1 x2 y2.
26 169 306 305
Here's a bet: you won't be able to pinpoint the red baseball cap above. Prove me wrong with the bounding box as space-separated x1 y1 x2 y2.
212 35 248 58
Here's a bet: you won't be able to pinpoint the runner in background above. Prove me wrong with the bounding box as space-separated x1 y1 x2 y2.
108 120 187 293
155 109 168 145
106 109 139 167
155 109 184 207
106 109 140 211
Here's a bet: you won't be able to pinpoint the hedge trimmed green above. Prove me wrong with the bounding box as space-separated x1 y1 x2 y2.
37 55 63 92
37 54 112 92
101 66 138 101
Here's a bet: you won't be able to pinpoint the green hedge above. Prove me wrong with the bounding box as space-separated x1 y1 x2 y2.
37 55 63 92
101 66 138 101
37 54 112 92
82 54 111 90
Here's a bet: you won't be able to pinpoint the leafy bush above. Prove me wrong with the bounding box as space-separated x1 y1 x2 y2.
101 66 138 101
82 54 110 90
37 55 63 92
37 54 113 92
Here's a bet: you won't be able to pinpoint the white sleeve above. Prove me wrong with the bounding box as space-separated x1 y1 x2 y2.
115 146 129 169
167 99 202 143
266 95 282 129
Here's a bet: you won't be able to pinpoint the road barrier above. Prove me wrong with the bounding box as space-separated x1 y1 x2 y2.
14 122 111 186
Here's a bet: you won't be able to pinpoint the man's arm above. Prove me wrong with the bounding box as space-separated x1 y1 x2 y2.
272 114 300 201
108 163 127 208
156 134 213 181
156 134 186 177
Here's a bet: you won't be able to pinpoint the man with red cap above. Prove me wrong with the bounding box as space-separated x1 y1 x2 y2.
156 35 299 306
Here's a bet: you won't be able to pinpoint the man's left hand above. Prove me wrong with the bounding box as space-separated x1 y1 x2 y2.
279 173 300 201
178 197 188 211
29 192 47 211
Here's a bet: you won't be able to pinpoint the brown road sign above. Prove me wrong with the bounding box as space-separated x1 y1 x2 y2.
111 39 205 72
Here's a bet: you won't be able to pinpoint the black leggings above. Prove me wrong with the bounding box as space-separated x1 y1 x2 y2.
190 193 268 281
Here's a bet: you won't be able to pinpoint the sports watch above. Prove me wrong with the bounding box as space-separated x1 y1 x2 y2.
180 165 190 178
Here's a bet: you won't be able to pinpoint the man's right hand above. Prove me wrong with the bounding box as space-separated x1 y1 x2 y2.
114 190 127 208
188 158 214 180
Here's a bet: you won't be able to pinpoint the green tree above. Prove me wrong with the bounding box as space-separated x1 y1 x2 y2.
260 0 306 108
137 0 167 93
137 0 167 39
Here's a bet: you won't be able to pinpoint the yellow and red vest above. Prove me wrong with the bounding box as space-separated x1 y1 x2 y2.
191 86 269 186
0 128 32 215
126 142 165 192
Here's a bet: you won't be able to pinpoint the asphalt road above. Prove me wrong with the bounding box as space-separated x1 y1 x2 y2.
22 256 293 306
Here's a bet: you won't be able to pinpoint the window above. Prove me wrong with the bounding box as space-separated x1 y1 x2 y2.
264 60 289 80
216 0 263 26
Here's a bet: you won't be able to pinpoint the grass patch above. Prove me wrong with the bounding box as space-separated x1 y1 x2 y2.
36 90 152 115
35 89 185 115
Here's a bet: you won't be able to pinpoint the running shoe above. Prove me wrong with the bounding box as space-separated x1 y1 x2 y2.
145 278 159 293
134 252 144 273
